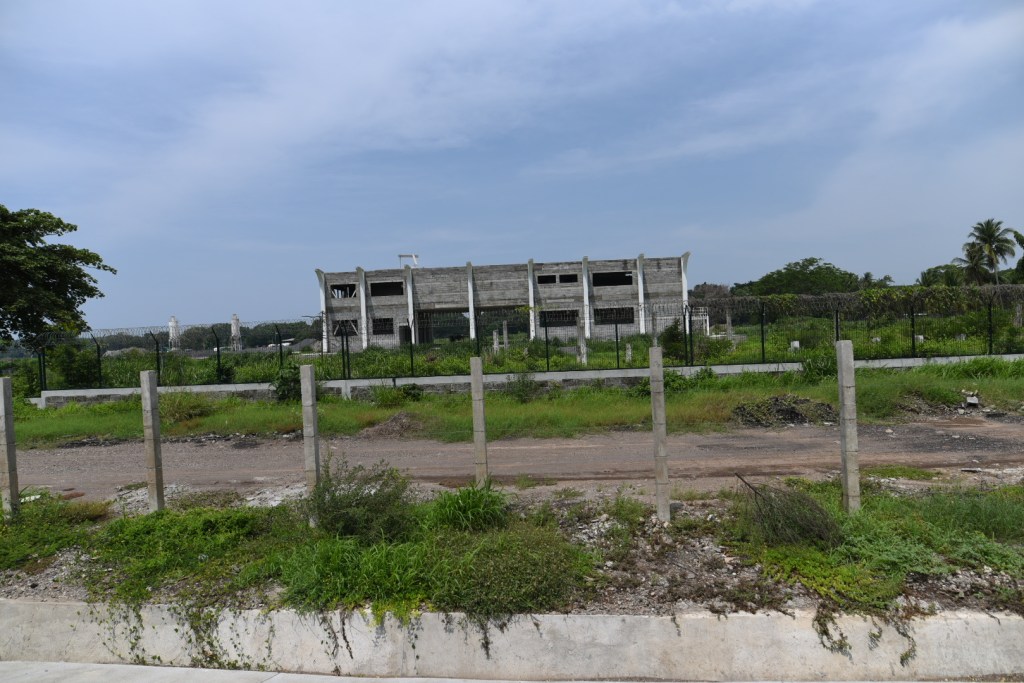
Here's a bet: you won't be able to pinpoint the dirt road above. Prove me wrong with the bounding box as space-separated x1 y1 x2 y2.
13 415 1024 501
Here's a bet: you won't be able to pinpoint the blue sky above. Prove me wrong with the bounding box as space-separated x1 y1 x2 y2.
2 0 1022 329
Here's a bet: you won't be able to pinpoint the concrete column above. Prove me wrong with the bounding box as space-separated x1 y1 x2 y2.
467 262 476 341
502 320 509 350
0 378 20 518
836 340 861 513
357 267 369 350
680 252 691 334
637 253 647 335
300 365 320 491
316 269 330 353
140 371 164 512
581 256 592 339
649 348 670 522
404 265 416 344
527 259 537 340
470 357 488 486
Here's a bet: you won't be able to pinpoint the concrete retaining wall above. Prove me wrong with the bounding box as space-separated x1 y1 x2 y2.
0 600 1021 680
27 353 1024 408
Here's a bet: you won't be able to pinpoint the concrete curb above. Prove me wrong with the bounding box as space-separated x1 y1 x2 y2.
0 600 1021 680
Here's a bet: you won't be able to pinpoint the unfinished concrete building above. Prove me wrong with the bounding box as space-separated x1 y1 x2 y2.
316 253 696 351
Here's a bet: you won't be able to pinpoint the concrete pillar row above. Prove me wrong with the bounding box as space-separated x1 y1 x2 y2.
404 265 416 344
637 253 647 335
527 259 536 341
315 269 330 353
466 262 476 340
581 256 591 340
357 267 369 350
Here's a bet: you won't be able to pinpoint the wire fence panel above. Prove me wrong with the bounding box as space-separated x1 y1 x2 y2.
11 285 1024 392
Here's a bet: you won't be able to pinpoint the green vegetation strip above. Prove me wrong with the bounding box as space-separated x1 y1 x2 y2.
11 357 1024 448
730 479 1024 613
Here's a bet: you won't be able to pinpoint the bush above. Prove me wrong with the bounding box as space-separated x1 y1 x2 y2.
657 319 687 361
303 459 417 543
160 392 215 423
504 371 543 403
272 364 302 402
425 485 507 532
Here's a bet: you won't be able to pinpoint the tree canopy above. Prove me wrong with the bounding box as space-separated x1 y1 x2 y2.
0 204 115 343
732 257 863 296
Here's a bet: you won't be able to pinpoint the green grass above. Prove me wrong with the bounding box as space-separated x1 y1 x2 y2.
0 494 110 571
730 479 1024 612
862 465 939 480
13 358 1024 447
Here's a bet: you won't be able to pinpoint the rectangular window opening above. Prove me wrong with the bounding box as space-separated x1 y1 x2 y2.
536 274 556 285
593 271 633 287
370 281 404 297
540 310 579 328
559 273 578 284
372 318 395 335
595 307 635 325
330 283 357 298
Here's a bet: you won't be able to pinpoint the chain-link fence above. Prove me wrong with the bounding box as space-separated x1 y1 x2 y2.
5 285 1024 393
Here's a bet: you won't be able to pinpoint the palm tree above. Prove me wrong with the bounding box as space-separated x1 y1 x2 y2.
965 219 1015 284
953 242 991 285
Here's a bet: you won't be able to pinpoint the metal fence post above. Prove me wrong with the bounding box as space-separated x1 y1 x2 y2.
615 322 621 369
211 327 222 384
275 324 284 370
759 301 767 364
834 309 841 343
910 304 917 358
91 335 102 388
0 377 20 518
686 306 695 366
544 319 550 372
38 348 47 393
147 332 161 384
988 297 995 355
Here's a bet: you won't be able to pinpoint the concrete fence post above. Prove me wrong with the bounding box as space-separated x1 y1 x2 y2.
470 357 489 486
502 321 509 350
0 378 20 518
493 329 499 354
301 365 320 490
649 347 670 522
140 371 164 512
836 340 861 513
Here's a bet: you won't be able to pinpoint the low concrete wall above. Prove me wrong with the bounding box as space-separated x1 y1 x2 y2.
0 600 1021 680
26 353 1024 408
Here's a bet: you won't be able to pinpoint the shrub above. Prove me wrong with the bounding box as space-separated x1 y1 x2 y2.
303 459 417 543
657 319 687 361
160 392 215 423
504 371 543 403
425 485 507 532
272 364 302 402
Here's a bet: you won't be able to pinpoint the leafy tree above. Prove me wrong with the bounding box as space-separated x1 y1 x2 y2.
858 272 894 289
732 258 862 296
917 264 965 287
0 204 115 343
963 218 1015 285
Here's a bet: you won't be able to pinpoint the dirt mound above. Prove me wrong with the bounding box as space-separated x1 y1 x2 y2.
732 394 838 428
359 412 422 439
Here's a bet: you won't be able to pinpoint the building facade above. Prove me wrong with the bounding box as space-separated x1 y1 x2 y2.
316 253 693 351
